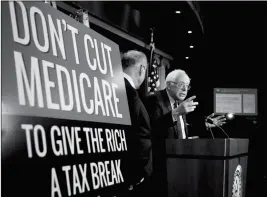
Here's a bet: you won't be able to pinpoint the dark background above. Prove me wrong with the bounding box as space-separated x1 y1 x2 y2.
195 3 266 195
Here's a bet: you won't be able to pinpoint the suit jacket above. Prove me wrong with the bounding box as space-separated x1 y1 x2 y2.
144 89 190 195
145 89 188 139
123 78 152 186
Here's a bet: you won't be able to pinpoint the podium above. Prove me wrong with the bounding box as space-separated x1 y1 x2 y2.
165 138 249 197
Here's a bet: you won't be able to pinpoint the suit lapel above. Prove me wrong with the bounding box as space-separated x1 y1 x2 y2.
157 89 189 139
161 89 172 112
160 90 178 138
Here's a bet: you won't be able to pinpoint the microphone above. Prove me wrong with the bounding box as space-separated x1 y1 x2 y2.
206 117 230 138
205 117 215 139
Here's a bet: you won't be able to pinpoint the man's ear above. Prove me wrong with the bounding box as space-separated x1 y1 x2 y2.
166 82 170 89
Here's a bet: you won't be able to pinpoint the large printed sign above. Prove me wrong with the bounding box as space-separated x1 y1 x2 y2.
1 1 131 197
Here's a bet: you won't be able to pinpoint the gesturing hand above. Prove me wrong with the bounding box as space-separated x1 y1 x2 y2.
207 113 226 127
172 96 199 117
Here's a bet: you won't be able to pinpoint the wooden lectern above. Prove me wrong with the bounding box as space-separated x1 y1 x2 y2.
165 138 249 197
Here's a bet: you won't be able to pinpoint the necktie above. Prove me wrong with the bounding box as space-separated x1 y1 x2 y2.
173 101 184 139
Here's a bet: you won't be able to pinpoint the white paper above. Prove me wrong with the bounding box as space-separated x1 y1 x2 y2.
215 94 242 113
243 94 256 113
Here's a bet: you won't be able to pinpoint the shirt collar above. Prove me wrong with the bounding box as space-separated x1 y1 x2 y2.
123 73 136 89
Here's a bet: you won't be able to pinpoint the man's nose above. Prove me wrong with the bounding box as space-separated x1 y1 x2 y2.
181 86 187 91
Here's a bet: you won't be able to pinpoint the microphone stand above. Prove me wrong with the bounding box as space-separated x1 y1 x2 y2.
213 123 230 138
205 120 215 139
206 118 230 139
207 124 215 139
208 120 230 139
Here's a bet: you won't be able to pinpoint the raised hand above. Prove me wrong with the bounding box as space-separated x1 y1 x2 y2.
172 96 199 117
207 113 226 127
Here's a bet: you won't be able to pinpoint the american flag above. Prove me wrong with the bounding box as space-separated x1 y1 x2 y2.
148 30 160 95
148 58 160 94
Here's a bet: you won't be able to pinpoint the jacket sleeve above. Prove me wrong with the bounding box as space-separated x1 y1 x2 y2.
126 96 152 182
145 96 173 138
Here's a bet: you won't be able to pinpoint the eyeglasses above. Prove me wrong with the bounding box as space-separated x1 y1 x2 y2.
170 81 191 90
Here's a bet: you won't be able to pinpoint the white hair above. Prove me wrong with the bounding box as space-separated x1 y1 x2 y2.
165 69 190 86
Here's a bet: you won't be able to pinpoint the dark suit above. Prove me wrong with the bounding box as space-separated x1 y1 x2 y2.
144 89 189 196
145 89 189 139
121 78 152 197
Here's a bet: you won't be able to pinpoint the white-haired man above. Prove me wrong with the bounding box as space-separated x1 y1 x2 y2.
146 69 226 139
145 69 225 195
144 69 197 195
146 69 198 139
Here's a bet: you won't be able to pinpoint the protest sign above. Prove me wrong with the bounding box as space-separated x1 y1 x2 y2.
2 2 131 197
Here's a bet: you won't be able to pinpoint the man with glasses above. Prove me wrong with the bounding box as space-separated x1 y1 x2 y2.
146 69 198 139
145 69 227 194
145 69 226 139
144 69 198 195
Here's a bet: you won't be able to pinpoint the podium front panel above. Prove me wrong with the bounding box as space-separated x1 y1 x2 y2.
165 139 249 197
226 156 248 197
167 158 225 197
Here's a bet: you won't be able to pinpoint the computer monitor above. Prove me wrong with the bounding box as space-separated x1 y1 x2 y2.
214 88 257 116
